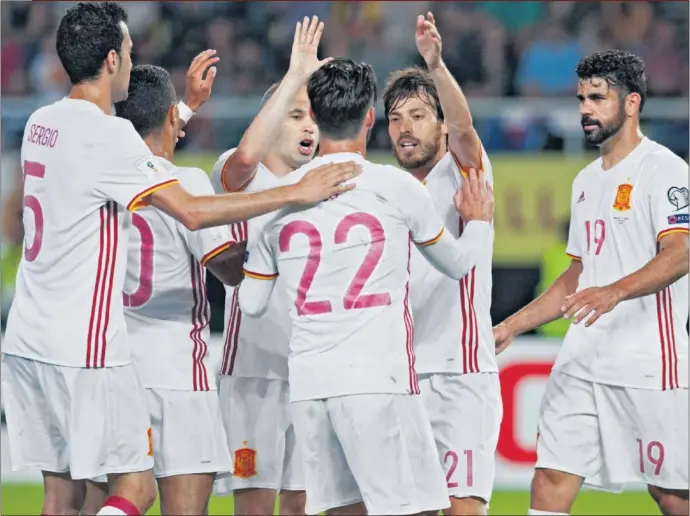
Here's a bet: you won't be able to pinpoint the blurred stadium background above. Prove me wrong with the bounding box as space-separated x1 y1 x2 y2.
0 1 687 514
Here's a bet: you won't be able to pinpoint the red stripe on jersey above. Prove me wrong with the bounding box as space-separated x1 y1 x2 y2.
469 268 480 373
656 287 679 390
99 202 119 367
230 224 240 243
656 290 668 390
189 257 210 391
459 275 473 373
219 289 235 375
198 262 210 390
403 236 419 394
86 205 107 367
189 257 199 391
220 289 242 375
93 204 113 367
459 272 479 374
663 288 678 389
227 289 242 375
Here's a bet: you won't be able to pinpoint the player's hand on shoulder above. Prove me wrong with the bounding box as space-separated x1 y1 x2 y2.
415 12 443 71
290 161 362 205
454 168 494 222
493 323 514 355
184 49 219 112
288 15 333 81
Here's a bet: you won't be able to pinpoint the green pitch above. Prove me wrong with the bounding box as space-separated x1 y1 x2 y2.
0 483 659 515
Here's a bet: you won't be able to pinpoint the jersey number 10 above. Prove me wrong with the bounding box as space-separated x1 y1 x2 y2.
279 212 392 316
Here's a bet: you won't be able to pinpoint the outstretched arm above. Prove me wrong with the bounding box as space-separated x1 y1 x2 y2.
416 12 482 171
217 16 332 192
497 260 583 347
150 161 359 230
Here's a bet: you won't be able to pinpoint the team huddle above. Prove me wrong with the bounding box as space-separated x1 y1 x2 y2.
2 2 688 516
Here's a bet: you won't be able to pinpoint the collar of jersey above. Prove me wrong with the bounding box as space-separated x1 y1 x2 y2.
60 97 108 115
317 151 365 165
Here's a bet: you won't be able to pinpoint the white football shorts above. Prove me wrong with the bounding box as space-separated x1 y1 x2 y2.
214 376 303 494
1 354 153 479
146 388 232 478
418 372 503 503
536 372 688 491
291 393 450 515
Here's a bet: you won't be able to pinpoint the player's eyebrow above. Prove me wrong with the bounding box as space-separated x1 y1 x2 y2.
289 107 306 116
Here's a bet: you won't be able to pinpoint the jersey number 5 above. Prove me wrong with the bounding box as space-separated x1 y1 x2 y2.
22 161 46 262
278 212 392 316
123 213 155 308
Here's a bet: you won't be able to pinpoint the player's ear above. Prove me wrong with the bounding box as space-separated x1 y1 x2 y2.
365 107 375 129
169 102 179 128
309 108 315 121
105 49 119 75
625 92 642 117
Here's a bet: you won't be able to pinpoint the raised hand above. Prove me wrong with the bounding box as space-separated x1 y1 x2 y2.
415 12 443 71
288 16 332 81
290 162 361 205
453 169 494 222
184 49 219 112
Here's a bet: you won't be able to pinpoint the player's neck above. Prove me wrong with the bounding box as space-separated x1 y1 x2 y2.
599 125 644 171
262 153 297 178
69 82 113 115
144 134 173 162
318 139 366 158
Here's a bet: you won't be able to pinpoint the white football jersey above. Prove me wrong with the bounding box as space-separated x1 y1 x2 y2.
556 137 689 390
409 150 497 375
210 149 293 380
123 161 234 390
242 152 492 402
4 98 179 368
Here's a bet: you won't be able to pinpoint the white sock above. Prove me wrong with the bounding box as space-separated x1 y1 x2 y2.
528 510 569 516
96 507 127 516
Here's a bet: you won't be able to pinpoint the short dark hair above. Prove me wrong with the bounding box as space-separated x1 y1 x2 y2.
56 2 128 85
575 50 647 113
307 58 377 140
383 66 444 121
261 82 280 105
114 65 176 138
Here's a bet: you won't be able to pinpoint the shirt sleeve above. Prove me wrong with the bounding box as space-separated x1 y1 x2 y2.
415 221 493 280
649 157 690 242
210 147 256 194
94 120 179 211
396 172 446 246
175 167 236 265
238 227 278 317
449 144 492 183
243 225 279 281
565 181 583 261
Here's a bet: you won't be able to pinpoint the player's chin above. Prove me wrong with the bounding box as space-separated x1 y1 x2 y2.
293 149 314 166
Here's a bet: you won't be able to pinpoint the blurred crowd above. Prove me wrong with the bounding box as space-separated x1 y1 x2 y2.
3 1 688 98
